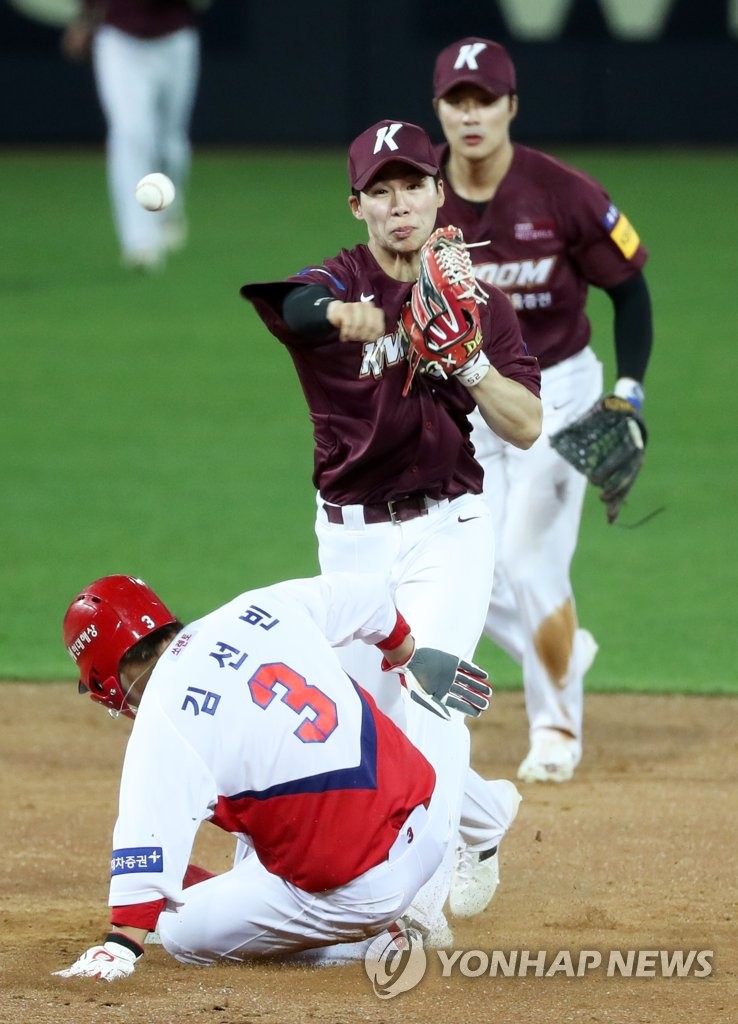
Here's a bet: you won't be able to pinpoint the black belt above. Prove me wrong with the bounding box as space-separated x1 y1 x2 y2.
323 494 432 525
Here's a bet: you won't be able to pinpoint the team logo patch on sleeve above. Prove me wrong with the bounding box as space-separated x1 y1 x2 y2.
110 847 164 876
603 204 620 230
603 205 640 259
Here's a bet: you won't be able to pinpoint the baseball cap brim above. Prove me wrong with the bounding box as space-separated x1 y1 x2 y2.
351 155 439 192
434 73 513 100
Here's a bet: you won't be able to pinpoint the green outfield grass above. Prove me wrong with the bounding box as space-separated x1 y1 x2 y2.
1 147 736 693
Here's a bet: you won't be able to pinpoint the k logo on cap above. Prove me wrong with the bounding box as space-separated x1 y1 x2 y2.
348 119 439 191
433 37 516 100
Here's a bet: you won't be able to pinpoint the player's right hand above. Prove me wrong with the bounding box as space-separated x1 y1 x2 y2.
327 300 386 342
53 940 140 981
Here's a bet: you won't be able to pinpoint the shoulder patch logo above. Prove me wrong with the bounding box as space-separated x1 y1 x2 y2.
607 211 640 259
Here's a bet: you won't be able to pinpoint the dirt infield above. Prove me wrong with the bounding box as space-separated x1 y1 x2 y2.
1 683 735 1023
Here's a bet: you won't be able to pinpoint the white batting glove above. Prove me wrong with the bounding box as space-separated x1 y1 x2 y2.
53 938 141 981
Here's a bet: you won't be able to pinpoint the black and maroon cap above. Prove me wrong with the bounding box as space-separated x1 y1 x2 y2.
433 37 516 100
348 119 439 191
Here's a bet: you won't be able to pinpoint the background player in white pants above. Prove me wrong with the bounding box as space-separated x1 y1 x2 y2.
62 1 204 270
241 120 539 931
54 571 498 979
430 38 654 783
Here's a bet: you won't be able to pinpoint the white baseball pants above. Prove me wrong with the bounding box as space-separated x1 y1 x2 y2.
469 346 604 757
315 492 517 861
93 25 199 259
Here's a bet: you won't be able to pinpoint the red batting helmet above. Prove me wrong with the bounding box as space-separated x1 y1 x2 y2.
62 575 178 718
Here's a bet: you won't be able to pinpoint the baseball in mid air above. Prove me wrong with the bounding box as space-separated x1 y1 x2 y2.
135 172 176 212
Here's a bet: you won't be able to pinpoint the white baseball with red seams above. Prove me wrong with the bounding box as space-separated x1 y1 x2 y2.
135 173 176 212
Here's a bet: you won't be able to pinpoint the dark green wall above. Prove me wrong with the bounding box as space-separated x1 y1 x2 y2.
1 0 736 145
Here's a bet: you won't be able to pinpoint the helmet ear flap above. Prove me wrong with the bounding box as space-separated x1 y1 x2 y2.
63 574 178 715
82 674 135 718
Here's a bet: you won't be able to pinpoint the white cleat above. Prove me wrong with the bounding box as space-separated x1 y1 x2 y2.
517 729 580 784
449 780 522 918
422 914 454 948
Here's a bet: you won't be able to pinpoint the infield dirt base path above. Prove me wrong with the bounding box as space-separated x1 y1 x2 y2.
1 684 735 1023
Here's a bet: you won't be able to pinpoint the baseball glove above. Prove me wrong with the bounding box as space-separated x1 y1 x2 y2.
549 395 647 524
399 225 488 396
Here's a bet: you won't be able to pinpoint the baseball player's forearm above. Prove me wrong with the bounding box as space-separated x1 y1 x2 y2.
470 366 542 449
606 271 653 382
281 284 386 343
379 632 415 667
375 606 414 666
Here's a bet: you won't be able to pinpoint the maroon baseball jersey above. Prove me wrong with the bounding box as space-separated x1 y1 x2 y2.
83 0 198 38
435 143 649 370
241 244 540 506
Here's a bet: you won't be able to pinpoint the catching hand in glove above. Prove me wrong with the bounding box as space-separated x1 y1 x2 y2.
549 388 647 524
400 225 490 395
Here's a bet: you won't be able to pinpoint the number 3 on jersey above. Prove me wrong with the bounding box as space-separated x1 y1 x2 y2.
247 662 338 743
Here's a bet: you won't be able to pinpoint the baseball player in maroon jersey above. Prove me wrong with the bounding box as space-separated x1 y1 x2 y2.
62 1 206 270
241 119 541 934
430 38 654 784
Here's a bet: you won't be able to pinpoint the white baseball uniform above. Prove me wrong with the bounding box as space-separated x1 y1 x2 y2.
315 491 516 856
436 136 650 764
91 13 199 264
107 572 465 961
469 347 603 748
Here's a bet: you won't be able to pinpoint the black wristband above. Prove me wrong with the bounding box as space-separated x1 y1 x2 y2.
105 931 145 959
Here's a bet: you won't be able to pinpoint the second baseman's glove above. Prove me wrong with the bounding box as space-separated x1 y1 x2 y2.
402 647 493 720
549 395 647 524
53 938 142 982
400 225 489 396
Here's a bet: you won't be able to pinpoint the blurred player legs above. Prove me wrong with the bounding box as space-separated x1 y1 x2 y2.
93 25 199 267
471 347 604 773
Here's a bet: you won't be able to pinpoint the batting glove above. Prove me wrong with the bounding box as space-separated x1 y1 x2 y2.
403 647 493 720
53 936 142 981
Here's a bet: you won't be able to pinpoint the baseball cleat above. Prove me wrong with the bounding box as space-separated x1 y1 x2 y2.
395 912 454 949
449 780 522 918
423 914 454 948
517 729 580 783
